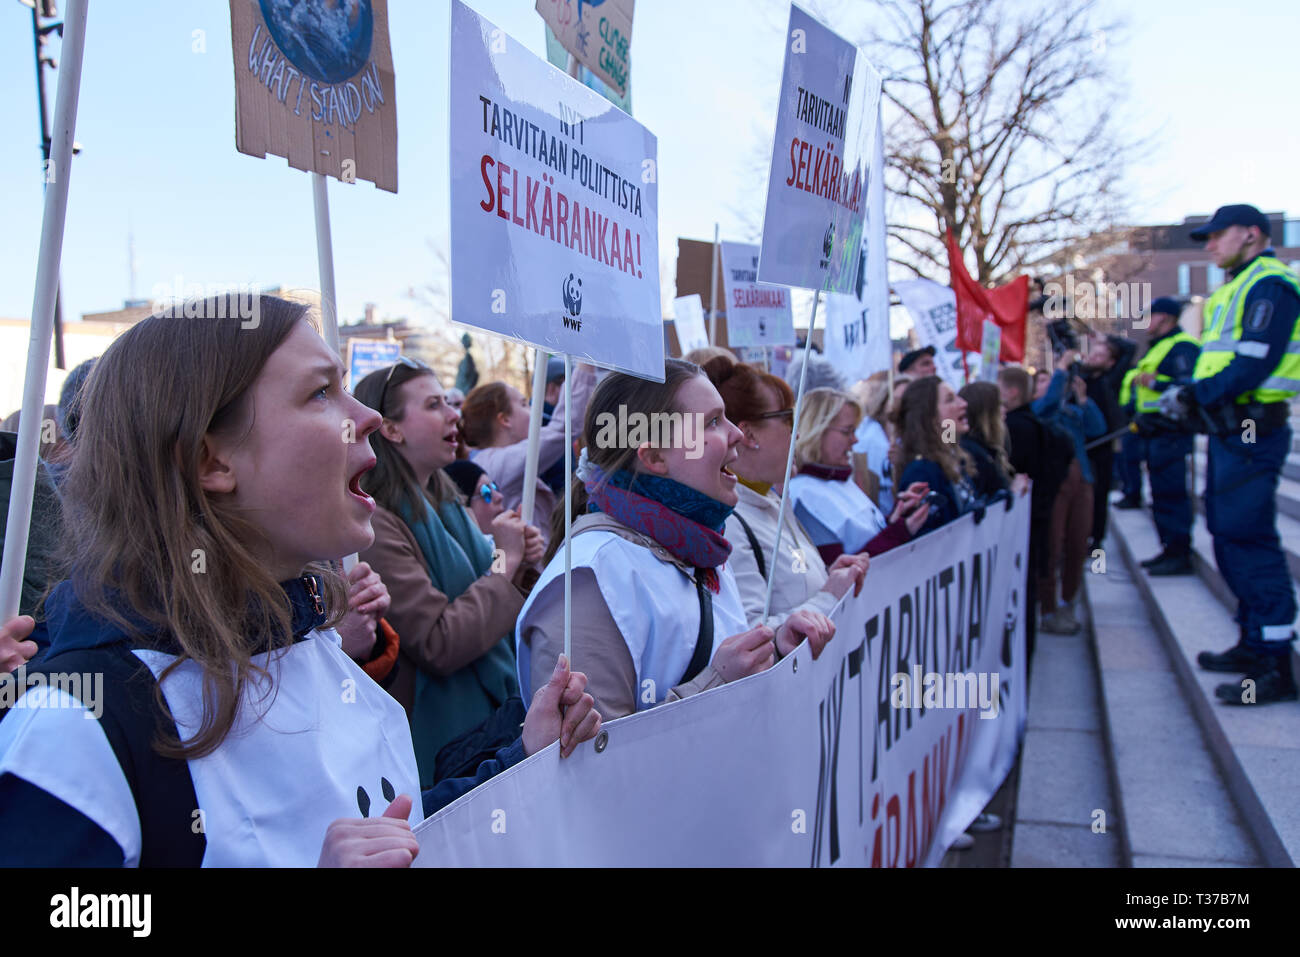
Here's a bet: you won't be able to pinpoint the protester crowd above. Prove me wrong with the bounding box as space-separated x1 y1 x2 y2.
2 205 1297 866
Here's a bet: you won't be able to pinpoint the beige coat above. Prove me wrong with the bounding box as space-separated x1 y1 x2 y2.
724 483 837 628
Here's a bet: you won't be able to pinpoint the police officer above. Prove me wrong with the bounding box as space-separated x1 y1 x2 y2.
1125 298 1200 575
1161 205 1300 705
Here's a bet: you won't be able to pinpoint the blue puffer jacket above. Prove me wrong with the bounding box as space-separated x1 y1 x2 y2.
1032 370 1106 483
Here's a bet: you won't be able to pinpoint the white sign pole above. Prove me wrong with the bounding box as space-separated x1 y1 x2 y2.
520 51 586 527
707 223 720 346
0 0 88 620
762 290 821 620
520 354 549 524
311 171 355 571
562 353 573 663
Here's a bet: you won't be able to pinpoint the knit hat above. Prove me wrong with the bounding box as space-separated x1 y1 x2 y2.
443 459 488 501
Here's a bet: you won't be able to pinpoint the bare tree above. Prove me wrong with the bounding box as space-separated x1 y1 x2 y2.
871 0 1137 284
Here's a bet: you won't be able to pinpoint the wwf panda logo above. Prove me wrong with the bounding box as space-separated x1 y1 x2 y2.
562 273 583 317
822 222 834 259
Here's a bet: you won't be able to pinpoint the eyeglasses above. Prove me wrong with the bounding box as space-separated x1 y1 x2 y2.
379 355 431 414
477 481 500 504
753 408 795 424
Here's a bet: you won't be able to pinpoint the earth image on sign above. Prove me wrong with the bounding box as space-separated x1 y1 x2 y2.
258 0 374 84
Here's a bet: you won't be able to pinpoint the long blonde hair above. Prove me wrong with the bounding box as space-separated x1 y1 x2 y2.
60 295 346 760
793 388 862 468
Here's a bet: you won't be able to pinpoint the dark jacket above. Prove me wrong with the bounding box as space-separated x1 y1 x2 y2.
899 458 979 535
960 435 1010 499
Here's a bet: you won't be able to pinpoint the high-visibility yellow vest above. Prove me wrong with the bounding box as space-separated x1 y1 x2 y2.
1121 367 1139 409
1194 255 1300 403
1133 330 1200 414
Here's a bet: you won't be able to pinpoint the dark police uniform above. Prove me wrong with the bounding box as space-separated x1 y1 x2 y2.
1166 207 1300 704
1126 323 1200 572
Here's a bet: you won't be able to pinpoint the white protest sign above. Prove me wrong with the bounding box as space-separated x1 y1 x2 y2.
758 4 882 293
979 322 1001 382
413 496 1029 866
450 0 662 380
894 279 976 388
823 105 890 384
671 294 709 354
719 242 795 347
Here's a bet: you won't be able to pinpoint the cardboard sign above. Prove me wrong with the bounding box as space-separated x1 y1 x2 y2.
823 105 890 384
894 279 977 388
758 4 882 293
347 339 401 388
450 0 661 380
229 0 398 191
536 0 633 98
671 294 709 354
719 242 795 348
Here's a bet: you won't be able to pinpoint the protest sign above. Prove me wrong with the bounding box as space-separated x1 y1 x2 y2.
979 322 1001 382
757 4 882 293
671 294 709 354
413 495 1029 866
229 0 398 191
543 22 632 113
719 242 795 348
449 0 661 380
536 0 633 99
346 339 401 387
823 106 890 384
895 279 976 388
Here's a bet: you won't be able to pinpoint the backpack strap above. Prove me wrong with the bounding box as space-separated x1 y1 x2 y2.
732 511 766 579
25 644 206 867
679 572 714 685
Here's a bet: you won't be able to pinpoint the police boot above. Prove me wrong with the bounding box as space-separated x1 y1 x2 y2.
1140 548 1168 568
1197 628 1267 673
1214 653 1298 706
1147 550 1193 576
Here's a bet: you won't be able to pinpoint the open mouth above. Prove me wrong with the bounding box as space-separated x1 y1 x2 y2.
720 454 739 480
348 458 377 510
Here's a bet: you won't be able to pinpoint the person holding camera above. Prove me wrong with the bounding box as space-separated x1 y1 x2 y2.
1033 350 1106 634
1120 298 1200 575
1160 205 1300 705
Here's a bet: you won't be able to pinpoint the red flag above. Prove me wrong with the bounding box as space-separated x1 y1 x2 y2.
988 275 1028 362
945 229 1028 362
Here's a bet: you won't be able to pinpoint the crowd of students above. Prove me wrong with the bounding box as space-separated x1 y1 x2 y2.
0 293 1127 866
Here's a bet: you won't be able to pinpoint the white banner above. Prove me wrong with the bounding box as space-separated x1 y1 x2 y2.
823 106 890 385
719 242 796 347
671 294 709 354
757 4 882 293
413 496 1029 866
449 0 663 380
894 279 975 388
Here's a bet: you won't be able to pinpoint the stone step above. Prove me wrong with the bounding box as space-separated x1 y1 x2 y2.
1105 506 1300 866
1083 538 1263 867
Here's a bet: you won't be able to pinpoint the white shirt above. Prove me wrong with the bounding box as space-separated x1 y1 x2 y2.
788 473 888 555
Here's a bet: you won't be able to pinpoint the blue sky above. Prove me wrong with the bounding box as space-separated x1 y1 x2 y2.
2 0 1298 333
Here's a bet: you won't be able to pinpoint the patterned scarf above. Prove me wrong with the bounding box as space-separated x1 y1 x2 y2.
798 462 853 482
583 464 733 591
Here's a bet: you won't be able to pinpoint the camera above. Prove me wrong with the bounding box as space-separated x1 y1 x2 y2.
1046 319 1083 378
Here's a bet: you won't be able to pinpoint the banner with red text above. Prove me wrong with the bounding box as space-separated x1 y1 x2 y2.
757 4 882 293
720 242 795 348
413 494 1029 866
450 0 661 379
